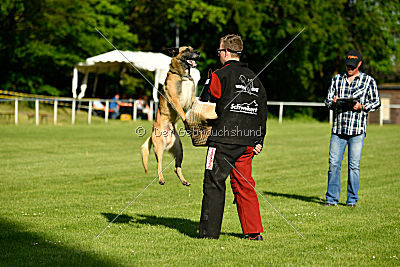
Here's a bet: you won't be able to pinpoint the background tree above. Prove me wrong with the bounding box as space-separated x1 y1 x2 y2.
0 0 136 95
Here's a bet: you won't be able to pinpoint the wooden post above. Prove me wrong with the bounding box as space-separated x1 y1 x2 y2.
379 105 383 126
35 99 39 126
72 99 76 125
14 99 18 125
54 99 58 125
105 100 109 124
329 110 333 125
279 102 283 124
88 100 92 125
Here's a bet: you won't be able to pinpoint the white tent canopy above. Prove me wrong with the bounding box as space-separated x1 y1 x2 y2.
72 50 201 102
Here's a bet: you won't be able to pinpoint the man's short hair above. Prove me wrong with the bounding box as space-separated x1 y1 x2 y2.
220 34 243 58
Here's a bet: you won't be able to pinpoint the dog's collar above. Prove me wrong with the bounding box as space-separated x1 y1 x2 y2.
169 69 192 80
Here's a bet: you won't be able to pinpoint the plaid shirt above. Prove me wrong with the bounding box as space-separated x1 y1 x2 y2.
325 72 381 135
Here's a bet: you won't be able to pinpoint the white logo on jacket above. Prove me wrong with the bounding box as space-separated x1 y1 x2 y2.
230 100 258 115
235 75 259 96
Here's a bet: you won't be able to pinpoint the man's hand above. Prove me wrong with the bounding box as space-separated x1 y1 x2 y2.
353 102 364 111
333 96 338 102
253 144 263 155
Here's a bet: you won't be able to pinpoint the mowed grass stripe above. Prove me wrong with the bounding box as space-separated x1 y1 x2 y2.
0 120 399 266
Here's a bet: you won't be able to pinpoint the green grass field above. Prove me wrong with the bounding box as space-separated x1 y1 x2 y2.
0 119 399 266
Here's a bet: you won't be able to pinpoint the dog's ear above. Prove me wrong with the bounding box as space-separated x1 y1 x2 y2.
163 47 179 57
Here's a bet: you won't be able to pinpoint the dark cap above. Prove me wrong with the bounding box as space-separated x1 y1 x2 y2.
345 50 362 68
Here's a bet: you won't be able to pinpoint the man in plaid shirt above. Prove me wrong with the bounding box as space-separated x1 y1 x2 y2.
324 50 381 207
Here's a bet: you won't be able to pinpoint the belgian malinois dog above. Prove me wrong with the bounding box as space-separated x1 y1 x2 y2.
141 46 200 186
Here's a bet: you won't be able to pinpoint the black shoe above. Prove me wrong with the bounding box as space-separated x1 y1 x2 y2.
347 203 356 207
248 234 263 241
324 202 337 206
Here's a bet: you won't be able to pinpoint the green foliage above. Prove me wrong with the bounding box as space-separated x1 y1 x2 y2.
121 70 154 98
37 84 61 96
167 0 228 31
0 0 137 95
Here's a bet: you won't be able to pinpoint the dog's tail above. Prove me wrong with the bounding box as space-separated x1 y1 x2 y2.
141 136 152 173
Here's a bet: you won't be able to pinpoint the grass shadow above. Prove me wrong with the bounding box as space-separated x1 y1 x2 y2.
133 214 199 238
220 232 245 238
102 213 244 239
101 212 134 224
0 217 113 265
263 191 325 205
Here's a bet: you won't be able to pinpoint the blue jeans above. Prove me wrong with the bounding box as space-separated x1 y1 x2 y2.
326 133 365 205
111 109 120 119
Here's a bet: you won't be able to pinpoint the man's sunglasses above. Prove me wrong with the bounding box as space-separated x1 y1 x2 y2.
217 48 227 56
346 65 356 70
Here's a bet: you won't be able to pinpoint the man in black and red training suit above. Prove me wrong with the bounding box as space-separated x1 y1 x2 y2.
198 34 268 240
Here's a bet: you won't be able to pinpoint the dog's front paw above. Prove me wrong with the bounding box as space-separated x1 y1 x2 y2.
182 181 191 186
158 179 165 185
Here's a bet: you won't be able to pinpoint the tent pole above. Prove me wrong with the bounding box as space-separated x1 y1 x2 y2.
176 25 180 47
72 67 78 98
92 73 99 97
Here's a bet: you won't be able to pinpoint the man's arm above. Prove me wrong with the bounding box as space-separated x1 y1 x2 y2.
199 72 221 103
325 75 338 110
256 99 268 146
363 78 381 112
254 83 268 155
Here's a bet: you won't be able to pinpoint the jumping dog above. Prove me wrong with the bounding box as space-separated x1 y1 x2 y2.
141 46 200 186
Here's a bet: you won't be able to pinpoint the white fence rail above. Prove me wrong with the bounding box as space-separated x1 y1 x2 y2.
1 98 399 126
0 98 154 125
268 101 400 126
268 101 326 124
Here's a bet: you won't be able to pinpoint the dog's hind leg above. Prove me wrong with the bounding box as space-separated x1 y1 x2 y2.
152 131 166 185
141 137 152 173
171 133 190 186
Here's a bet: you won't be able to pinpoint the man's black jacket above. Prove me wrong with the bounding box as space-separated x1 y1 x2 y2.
200 60 268 146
